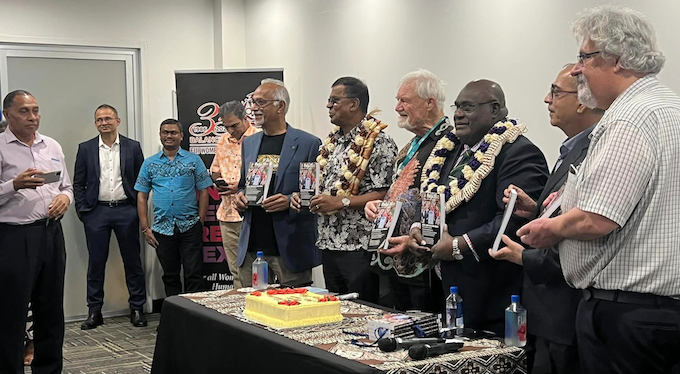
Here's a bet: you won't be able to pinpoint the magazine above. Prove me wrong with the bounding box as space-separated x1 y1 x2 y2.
299 162 320 208
368 201 403 251
245 162 274 206
420 192 445 247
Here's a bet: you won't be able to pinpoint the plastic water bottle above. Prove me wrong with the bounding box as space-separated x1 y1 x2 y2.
252 251 268 290
505 295 527 347
445 286 464 336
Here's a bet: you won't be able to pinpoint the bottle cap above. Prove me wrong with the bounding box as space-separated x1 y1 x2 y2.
256 251 264 257
511 294 520 303
450 286 458 294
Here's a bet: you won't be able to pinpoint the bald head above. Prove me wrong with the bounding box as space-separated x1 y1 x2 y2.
466 80 507 109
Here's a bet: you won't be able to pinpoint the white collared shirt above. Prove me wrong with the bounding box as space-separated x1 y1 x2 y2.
98 134 126 201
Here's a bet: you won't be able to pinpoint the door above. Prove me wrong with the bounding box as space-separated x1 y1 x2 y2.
0 44 144 320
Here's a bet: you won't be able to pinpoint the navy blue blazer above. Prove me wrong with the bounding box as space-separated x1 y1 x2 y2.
237 125 322 273
73 134 144 217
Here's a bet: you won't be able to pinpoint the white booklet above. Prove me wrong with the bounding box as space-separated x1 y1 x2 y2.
245 162 273 206
368 201 403 251
492 188 517 253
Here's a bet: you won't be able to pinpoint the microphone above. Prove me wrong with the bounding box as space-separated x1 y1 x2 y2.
377 337 445 352
408 341 465 360
337 292 359 300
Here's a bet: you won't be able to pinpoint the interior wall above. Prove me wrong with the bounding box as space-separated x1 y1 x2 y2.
242 0 680 166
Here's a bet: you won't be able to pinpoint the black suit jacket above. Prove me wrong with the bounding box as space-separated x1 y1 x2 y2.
73 135 144 217
440 135 549 335
521 133 590 345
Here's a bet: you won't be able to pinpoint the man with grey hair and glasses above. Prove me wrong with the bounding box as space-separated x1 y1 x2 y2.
519 6 680 373
210 100 260 289
234 79 322 288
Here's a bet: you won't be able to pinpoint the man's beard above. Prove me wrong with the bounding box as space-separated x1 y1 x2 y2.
397 115 417 131
577 75 598 109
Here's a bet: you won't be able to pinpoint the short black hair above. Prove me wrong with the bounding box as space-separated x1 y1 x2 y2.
160 118 183 132
95 104 118 118
3 90 34 110
332 77 369 114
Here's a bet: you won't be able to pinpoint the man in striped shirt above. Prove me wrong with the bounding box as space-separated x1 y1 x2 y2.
519 5 680 374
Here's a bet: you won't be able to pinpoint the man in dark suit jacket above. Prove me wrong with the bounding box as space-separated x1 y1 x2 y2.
73 104 147 329
234 79 321 287
409 80 549 336
490 65 603 374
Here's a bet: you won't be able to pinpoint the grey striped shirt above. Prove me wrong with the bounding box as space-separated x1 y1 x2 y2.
560 75 680 299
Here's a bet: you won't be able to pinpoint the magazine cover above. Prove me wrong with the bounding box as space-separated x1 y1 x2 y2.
368 201 403 251
245 162 273 206
420 192 444 247
299 162 319 208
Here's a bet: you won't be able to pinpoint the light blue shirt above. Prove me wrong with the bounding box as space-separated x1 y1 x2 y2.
553 123 597 172
134 148 212 235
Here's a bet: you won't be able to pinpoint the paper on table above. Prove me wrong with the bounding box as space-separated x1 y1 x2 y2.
492 188 517 253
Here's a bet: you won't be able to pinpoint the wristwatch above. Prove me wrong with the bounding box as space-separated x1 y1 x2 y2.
451 237 464 261
342 197 351 208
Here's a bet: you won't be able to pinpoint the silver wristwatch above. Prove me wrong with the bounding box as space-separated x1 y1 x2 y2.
451 237 464 261
342 197 351 208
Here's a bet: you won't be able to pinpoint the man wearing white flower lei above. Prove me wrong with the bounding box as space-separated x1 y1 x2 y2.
408 80 548 335
291 77 398 303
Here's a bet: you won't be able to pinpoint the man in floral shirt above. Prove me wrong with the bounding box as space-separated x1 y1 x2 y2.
292 77 397 303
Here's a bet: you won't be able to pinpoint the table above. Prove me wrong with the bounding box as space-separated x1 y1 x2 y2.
151 290 526 374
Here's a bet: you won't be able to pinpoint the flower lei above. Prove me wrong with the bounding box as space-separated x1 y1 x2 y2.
421 119 526 213
316 111 387 201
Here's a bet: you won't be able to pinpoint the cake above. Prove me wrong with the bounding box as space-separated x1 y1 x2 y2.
244 288 343 329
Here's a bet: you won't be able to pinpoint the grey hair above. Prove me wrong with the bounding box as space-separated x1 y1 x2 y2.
399 69 446 110
0 120 7 133
219 100 246 120
571 5 665 74
261 78 290 114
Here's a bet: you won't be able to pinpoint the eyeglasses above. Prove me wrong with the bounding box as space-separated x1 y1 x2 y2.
451 100 497 114
577 51 601 65
327 96 356 106
95 117 117 124
549 85 578 100
252 98 279 108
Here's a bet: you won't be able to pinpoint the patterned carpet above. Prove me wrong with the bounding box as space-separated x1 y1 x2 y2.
27 314 159 374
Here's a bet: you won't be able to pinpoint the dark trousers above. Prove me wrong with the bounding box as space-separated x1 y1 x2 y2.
527 333 580 374
154 222 205 297
322 250 378 304
0 221 66 374
576 293 680 374
83 203 146 313
386 268 443 313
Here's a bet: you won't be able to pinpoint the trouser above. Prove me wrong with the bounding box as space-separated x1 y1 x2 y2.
386 268 443 313
527 333 580 374
82 203 146 313
0 220 66 374
218 221 242 289
239 252 312 288
321 250 378 303
576 288 680 374
154 222 205 297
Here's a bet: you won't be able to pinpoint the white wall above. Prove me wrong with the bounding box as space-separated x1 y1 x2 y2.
0 0 216 157
242 0 680 166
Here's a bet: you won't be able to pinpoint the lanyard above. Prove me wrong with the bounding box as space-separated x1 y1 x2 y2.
398 117 446 171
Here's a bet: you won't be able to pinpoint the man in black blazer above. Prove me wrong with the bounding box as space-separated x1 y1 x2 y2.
73 104 147 329
490 64 603 374
409 80 549 336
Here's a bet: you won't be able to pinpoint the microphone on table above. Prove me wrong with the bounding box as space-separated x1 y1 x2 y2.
408 341 465 360
377 337 445 352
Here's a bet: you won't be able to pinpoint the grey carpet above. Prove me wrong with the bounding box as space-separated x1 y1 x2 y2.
27 314 159 374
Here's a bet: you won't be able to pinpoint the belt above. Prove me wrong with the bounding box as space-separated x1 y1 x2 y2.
583 287 680 308
0 217 61 227
98 199 130 207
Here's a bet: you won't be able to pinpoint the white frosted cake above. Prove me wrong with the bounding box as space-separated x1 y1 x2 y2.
244 288 343 329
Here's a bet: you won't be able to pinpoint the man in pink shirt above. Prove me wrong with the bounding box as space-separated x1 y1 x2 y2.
0 90 73 374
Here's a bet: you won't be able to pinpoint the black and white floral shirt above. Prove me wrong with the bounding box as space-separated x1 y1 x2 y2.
316 122 398 251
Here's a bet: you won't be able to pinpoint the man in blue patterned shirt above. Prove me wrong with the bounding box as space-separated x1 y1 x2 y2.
135 119 213 296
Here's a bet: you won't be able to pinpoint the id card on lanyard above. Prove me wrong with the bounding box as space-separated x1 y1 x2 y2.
398 117 447 172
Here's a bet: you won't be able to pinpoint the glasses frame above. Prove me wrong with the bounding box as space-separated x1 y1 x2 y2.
549 85 578 101
577 51 601 65
451 100 497 114
327 96 357 106
252 98 279 108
